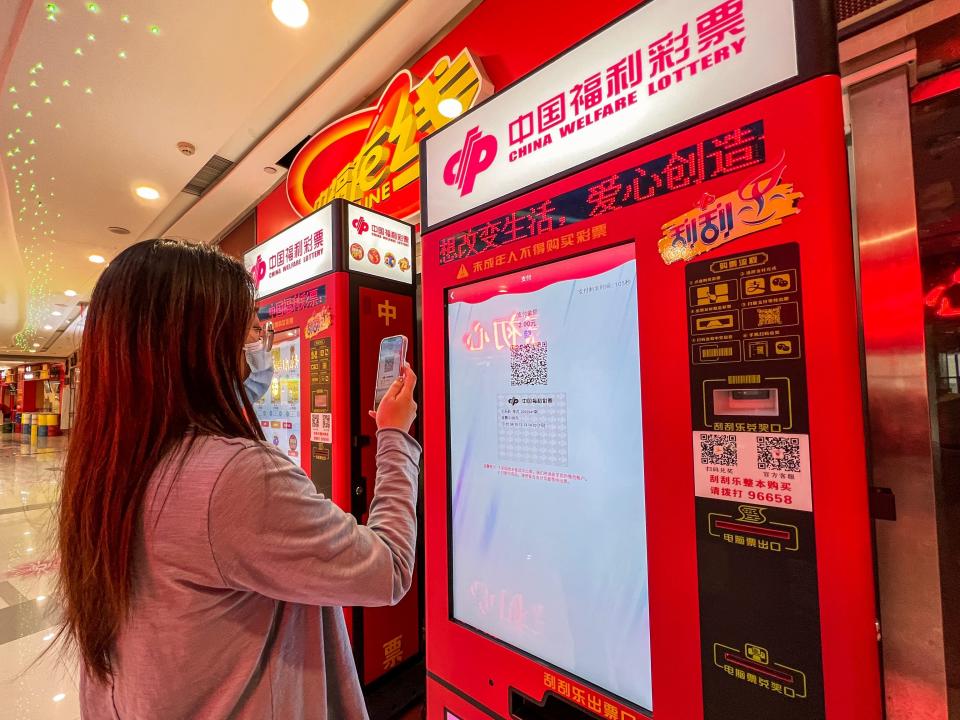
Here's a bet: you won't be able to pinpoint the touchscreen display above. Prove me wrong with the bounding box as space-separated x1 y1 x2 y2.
446 244 652 711
253 331 302 462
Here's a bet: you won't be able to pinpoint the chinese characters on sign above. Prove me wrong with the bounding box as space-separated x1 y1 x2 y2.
468 582 544 635
438 121 765 265
509 1 746 164
543 671 638 720
462 310 539 352
346 204 414 283
383 635 403 670
244 205 334 299
713 643 809 700
659 155 803 264
258 286 327 321
423 0 798 228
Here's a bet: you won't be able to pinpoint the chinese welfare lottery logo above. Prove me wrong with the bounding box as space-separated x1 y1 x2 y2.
250 255 266 290
352 216 370 236
443 126 497 196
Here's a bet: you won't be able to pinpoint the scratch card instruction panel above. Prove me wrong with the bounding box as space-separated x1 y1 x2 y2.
685 243 825 720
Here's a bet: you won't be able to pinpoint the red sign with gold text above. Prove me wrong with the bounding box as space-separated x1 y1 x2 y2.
286 49 491 221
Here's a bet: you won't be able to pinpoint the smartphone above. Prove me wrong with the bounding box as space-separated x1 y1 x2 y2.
374 335 408 411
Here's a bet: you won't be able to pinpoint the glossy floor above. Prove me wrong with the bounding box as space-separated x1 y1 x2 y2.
0 434 78 720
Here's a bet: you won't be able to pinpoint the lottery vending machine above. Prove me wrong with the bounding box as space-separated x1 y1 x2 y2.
420 1 883 719
243 198 422 696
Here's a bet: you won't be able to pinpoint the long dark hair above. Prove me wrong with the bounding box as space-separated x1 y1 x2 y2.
57 239 264 682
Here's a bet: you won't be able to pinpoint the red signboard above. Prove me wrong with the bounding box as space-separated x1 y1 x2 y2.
285 49 491 222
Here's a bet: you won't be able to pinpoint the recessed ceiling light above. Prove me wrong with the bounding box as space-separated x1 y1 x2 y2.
32 343 41 348
53 693 65 703
51 311 62 316
43 633 55 641
43 325 53 331
89 254 105 264
271 0 309 28
264 166 277 174
135 185 160 200
108 226 131 234
36 595 47 602
438 98 464 118
64 289 77 297
29 349 37 353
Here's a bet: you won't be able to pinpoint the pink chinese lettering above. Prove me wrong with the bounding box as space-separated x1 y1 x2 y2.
605 50 643 96
586 175 623 217
697 0 745 53
569 72 602 115
537 93 566 133
648 23 691 78
509 112 535 146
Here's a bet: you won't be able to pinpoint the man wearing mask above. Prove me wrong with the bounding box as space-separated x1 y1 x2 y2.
243 314 275 403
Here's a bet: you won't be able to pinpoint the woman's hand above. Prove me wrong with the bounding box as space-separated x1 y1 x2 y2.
369 364 417 433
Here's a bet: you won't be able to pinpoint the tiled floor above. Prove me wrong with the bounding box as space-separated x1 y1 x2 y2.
0 435 78 720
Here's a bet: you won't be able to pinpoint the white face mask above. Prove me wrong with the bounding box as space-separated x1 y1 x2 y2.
243 338 273 401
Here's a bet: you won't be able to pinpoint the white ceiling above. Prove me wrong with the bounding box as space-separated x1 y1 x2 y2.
0 0 472 363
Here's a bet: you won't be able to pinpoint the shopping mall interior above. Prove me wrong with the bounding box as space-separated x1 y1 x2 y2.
2 1 960 719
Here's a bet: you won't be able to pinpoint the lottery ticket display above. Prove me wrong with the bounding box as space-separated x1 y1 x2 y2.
253 333 302 462
446 243 652 711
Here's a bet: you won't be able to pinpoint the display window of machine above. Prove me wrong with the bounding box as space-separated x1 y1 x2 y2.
446 244 652 711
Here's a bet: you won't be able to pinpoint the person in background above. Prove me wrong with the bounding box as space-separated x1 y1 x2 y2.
57 239 420 719
0 401 11 423
243 314 275 402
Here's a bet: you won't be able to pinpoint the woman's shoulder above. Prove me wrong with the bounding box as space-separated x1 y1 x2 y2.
172 434 285 477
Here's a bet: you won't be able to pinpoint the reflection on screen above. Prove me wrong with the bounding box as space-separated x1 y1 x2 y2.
253 332 302 462
446 244 652 711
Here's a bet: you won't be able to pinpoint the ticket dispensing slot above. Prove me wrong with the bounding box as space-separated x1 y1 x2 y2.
713 388 779 416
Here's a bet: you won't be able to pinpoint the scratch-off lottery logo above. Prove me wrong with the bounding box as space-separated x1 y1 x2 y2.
659 154 802 264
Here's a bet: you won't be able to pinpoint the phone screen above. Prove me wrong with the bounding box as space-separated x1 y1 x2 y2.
374 335 407 410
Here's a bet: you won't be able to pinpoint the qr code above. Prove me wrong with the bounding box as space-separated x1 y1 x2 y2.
383 357 395 373
510 342 548 386
757 436 801 472
700 434 737 467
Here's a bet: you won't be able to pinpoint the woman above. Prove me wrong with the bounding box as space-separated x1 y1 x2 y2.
57 239 420 719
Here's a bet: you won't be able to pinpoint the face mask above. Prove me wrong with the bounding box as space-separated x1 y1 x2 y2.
243 340 274 402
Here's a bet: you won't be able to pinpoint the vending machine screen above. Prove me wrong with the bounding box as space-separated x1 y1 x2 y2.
253 331 302 463
446 244 653 710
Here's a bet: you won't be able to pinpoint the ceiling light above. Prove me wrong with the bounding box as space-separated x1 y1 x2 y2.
89 254 105 264
108 226 130 234
29 349 36 353
271 0 309 28
53 693 65 703
148 24 161 35
51 311 62 316
121 14 130 23
43 325 53 331
264 166 277 174
43 633 54 641
135 185 159 200
64 289 77 297
32 343 41 348
36 595 47 602
86 2 100 13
